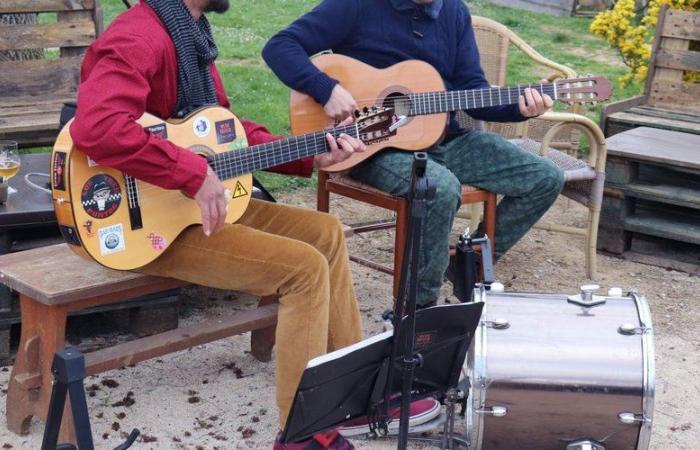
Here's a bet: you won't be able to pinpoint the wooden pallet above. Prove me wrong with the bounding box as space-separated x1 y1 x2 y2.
599 127 700 272
601 7 700 138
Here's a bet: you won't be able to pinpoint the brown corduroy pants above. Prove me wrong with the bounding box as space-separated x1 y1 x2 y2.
139 199 364 427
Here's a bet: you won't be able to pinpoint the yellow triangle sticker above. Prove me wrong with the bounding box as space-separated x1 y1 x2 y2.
233 181 248 199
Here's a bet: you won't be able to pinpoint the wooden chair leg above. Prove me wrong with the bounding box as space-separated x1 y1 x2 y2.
250 295 278 362
392 199 409 299
7 295 68 435
469 203 482 232
483 193 497 255
317 171 330 213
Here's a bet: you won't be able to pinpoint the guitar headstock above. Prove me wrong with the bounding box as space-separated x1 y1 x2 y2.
555 75 612 105
355 106 402 145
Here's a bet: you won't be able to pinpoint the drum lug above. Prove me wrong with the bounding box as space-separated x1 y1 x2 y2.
475 405 507 417
482 318 510 330
618 323 651 335
567 284 607 308
566 439 605 450
618 411 651 424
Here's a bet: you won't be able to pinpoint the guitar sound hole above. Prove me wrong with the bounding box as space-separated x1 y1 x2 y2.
381 92 412 117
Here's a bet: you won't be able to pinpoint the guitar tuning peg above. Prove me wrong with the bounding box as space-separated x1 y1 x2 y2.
371 105 377 111
362 106 369 114
354 110 361 119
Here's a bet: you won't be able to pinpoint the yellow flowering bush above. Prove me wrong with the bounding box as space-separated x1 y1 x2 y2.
591 0 700 86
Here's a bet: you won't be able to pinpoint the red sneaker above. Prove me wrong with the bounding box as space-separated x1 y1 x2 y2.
274 429 355 450
338 397 441 437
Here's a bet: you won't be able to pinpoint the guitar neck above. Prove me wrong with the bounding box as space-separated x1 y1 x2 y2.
208 123 358 181
408 83 558 116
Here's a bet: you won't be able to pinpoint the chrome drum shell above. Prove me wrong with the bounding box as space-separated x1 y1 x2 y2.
465 290 654 450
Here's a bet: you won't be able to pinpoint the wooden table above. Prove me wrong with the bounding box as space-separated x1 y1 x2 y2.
0 153 60 359
0 154 179 362
599 127 700 273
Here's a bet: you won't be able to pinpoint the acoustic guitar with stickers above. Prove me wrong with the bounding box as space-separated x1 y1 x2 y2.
51 105 399 270
290 54 612 172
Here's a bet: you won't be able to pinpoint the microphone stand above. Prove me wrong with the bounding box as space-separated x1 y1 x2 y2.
379 153 435 450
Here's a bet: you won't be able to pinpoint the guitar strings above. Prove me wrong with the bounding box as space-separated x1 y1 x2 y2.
128 132 351 205
124 124 357 199
97 82 575 204
128 83 566 197
343 84 560 106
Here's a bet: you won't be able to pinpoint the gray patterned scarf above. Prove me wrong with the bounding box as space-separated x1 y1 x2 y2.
145 0 219 117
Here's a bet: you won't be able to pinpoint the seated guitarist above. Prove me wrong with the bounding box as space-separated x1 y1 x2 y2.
69 0 437 448
263 0 566 311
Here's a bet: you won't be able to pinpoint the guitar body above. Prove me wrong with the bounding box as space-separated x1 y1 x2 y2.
289 54 448 172
51 106 253 270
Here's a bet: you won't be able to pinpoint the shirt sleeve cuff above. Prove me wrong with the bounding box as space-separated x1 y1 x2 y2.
173 149 209 197
304 72 339 106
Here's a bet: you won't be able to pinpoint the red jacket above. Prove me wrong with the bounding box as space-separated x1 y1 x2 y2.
70 2 313 197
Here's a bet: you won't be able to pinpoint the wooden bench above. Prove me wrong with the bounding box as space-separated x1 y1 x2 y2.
601 5 700 137
0 244 278 441
0 0 103 147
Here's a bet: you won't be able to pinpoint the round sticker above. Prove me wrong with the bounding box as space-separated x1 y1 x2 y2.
81 174 122 219
104 233 120 250
193 116 211 138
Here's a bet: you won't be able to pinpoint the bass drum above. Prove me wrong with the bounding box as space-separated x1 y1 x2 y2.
464 289 654 450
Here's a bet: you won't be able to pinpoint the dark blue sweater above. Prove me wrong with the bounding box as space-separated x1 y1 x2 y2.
262 0 525 137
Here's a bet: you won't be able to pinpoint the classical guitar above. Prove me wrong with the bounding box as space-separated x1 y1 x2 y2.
52 105 398 270
289 54 612 172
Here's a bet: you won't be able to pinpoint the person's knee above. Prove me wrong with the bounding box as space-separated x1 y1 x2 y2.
540 160 566 196
311 212 346 256
283 246 330 296
432 173 462 212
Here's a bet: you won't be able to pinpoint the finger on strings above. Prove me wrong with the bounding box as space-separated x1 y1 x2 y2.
518 95 528 117
337 135 355 154
524 88 536 110
325 133 339 151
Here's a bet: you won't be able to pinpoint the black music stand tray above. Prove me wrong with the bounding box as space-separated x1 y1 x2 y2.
280 301 483 444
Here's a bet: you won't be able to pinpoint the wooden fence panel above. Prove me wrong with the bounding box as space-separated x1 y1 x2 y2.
486 0 577 17
0 1 95 14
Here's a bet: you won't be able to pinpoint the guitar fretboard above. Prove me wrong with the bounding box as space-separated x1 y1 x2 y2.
208 124 358 181
408 83 558 116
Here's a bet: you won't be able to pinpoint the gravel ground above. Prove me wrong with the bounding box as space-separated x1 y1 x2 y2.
1 188 697 449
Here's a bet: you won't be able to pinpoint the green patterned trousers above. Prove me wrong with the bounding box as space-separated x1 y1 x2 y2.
350 131 565 305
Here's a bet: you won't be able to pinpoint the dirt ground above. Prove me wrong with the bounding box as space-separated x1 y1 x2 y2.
1 188 698 449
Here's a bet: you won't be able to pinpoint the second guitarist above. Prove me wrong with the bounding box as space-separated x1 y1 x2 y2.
264 0 565 310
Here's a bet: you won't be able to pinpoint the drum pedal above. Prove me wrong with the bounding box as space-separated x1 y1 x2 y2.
450 229 494 303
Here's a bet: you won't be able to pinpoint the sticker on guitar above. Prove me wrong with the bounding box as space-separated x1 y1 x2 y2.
99 223 125 256
81 174 122 219
146 232 167 252
193 116 211 138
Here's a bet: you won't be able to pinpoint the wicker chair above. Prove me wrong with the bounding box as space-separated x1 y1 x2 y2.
458 16 608 279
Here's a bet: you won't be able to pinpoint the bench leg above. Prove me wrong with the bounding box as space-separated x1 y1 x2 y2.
7 295 69 436
250 295 278 362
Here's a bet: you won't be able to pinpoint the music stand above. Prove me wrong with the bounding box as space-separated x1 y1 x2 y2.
280 302 483 444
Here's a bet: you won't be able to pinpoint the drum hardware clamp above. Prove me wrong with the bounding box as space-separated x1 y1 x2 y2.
618 412 651 424
618 323 652 335
566 439 606 450
474 405 508 417
567 284 607 308
481 318 510 330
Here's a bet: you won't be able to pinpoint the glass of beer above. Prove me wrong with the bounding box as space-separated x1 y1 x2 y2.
0 141 21 199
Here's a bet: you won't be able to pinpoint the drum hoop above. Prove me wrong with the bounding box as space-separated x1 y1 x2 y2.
469 287 488 450
630 292 655 450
